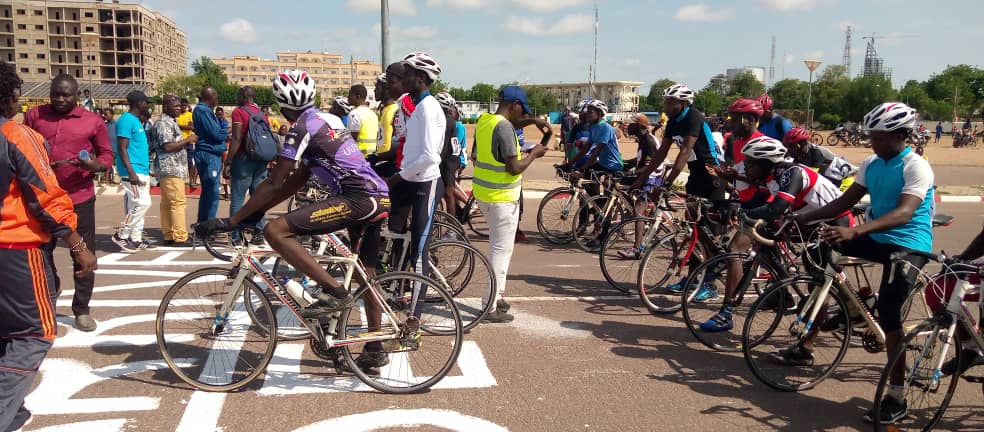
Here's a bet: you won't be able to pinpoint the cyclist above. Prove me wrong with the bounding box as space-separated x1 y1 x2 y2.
387 52 445 285
756 94 792 141
617 113 663 259
783 126 857 192
331 96 353 127
368 63 408 178
193 69 391 370
435 92 468 218
699 136 849 332
564 99 593 164
794 102 934 425
568 100 624 248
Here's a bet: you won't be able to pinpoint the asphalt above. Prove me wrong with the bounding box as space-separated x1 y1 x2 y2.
17 168 984 432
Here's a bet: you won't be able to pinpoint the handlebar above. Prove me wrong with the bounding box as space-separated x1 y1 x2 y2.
191 224 258 262
741 215 775 247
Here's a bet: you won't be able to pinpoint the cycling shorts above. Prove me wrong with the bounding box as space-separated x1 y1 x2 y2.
283 194 390 267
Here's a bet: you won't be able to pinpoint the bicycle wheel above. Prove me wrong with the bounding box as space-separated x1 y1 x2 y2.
600 217 672 294
872 318 961 431
432 210 467 237
572 193 633 253
430 220 471 244
428 240 495 331
742 275 851 391
536 187 578 245
260 256 346 341
682 252 776 352
339 271 463 394
464 196 489 238
156 267 278 392
827 134 840 146
637 231 689 314
809 132 824 146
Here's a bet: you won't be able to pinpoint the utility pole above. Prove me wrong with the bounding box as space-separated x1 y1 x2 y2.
591 0 598 98
381 0 390 67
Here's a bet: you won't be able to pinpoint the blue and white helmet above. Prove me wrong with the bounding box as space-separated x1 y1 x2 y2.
863 102 917 132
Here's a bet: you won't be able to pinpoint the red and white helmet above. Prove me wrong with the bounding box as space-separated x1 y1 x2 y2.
728 98 764 117
435 92 457 111
663 84 695 103
757 94 774 111
742 136 787 163
273 69 316 111
863 102 917 132
333 96 353 114
402 52 442 81
783 126 813 145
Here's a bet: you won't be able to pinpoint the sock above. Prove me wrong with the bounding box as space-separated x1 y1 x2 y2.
887 384 905 403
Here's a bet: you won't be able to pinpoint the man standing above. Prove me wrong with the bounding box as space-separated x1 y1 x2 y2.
100 107 118 184
112 91 154 252
226 86 269 240
262 105 280 131
756 94 793 141
347 84 379 156
23 74 113 332
935 121 943 144
192 87 228 223
0 60 97 432
153 95 196 246
177 98 196 188
560 107 575 152
375 73 397 154
80 89 94 112
473 86 550 323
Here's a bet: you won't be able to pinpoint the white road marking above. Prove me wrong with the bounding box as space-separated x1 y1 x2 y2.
29 419 130 432
26 358 167 414
292 409 508 432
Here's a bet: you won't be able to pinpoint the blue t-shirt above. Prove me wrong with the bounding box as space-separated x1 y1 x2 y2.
856 146 935 252
115 112 150 176
590 120 623 171
757 115 793 141
456 121 467 167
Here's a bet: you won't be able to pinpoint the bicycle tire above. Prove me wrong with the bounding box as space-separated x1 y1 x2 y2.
464 196 489 238
536 187 578 245
572 193 633 253
872 318 961 431
339 271 463 394
637 231 690 315
599 217 672 294
156 267 278 392
432 210 467 237
809 132 824 146
428 240 496 331
430 220 471 244
681 252 778 352
827 134 840 146
741 275 851 392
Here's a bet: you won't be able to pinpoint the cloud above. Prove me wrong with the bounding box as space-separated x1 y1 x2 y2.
801 50 825 60
218 18 256 43
758 0 831 13
674 4 734 23
426 0 488 11
347 0 417 16
503 13 593 36
370 23 438 40
427 0 586 12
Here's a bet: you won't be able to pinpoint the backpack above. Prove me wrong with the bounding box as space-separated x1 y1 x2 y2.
244 107 279 161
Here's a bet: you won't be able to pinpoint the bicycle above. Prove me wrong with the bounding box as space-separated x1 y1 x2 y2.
598 190 684 294
740 219 933 392
156 224 464 394
872 254 984 431
535 165 603 245
637 194 736 315
570 172 635 253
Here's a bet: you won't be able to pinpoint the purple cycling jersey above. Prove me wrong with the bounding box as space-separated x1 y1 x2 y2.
281 108 388 197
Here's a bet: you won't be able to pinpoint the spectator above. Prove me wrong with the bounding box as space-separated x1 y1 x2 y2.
935 121 943 144
756 94 793 140
99 107 119 184
192 87 228 223
0 60 97 432
153 94 197 246
226 86 269 240
262 105 280 131
177 98 197 189
347 84 379 155
560 107 575 151
80 88 94 112
964 118 972 132
112 91 154 252
23 74 113 332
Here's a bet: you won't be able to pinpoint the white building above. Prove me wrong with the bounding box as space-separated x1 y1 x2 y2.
525 81 644 113
726 66 766 84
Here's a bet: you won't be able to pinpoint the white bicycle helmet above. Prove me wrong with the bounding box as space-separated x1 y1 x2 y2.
741 136 787 163
376 72 387 84
272 69 316 111
585 99 609 116
576 98 593 114
402 52 442 81
333 96 353 114
663 84 696 103
863 102 917 132
435 92 457 111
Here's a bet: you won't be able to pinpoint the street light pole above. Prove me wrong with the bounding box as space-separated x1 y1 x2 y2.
380 0 390 67
804 59 822 128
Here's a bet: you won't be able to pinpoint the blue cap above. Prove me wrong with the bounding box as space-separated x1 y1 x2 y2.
499 85 531 115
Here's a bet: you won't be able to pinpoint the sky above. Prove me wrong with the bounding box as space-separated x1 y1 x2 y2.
141 0 984 93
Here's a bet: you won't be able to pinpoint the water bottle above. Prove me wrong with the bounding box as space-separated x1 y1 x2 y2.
78 149 90 161
282 277 316 306
858 286 877 312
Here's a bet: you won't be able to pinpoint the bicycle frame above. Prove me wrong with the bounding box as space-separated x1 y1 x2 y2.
790 269 886 347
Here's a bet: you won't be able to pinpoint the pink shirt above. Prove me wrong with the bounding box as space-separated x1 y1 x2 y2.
24 105 114 204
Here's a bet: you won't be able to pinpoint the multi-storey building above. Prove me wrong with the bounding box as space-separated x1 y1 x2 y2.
526 81 644 114
0 0 186 89
213 52 382 104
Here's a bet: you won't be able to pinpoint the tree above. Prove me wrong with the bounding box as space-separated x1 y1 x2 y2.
525 86 560 115
814 67 851 122
468 83 497 104
640 78 676 111
190 56 228 89
898 80 934 117
726 71 765 100
818 64 848 82
693 91 723 116
157 74 204 101
924 65 984 118
842 75 897 121
704 74 729 97
429 79 448 95
768 79 809 110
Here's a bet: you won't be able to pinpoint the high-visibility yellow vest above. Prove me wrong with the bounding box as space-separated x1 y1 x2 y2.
352 106 379 155
473 113 522 203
